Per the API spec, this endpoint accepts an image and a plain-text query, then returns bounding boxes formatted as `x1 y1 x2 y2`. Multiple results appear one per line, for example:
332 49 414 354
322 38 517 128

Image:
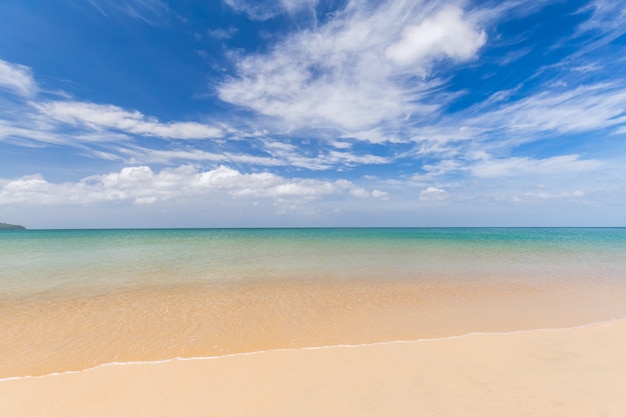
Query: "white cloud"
408 82 626 157
517 190 585 202
90 0 175 25
217 1 487 132
130 148 281 166
224 0 318 20
0 60 226 147
207 27 238 40
34 101 224 140
0 57 396 174
470 154 603 178
372 189 390 200
0 117 137 147
0 122 66 145
576 0 626 46
123 142 392 171
419 186 448 201
422 159 463 176
327 150 390 166
0 165 383 209
340 128 398 144
385 5 486 68
257 141 392 170
472 84 626 135
0 59 36 97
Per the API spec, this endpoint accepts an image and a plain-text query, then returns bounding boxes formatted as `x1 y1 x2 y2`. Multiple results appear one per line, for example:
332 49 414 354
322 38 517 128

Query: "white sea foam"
3 316 624 383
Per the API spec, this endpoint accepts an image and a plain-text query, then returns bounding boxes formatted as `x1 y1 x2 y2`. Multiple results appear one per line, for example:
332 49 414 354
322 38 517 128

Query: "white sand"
2 319 625 417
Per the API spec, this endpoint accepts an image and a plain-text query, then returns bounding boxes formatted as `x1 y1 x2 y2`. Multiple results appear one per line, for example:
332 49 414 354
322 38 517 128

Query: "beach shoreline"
2 317 625 417
4 276 626 379
2 228 625 415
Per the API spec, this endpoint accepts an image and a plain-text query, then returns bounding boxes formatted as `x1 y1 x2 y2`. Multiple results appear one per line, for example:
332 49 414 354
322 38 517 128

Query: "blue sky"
1 0 625 228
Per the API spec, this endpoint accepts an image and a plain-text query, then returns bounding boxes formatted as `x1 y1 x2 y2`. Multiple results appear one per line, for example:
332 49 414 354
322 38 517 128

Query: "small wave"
3 315 625 382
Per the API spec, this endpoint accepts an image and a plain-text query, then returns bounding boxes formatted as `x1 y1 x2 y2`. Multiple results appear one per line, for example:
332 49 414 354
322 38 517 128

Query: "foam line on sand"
2 318 626 417
1 316 624 382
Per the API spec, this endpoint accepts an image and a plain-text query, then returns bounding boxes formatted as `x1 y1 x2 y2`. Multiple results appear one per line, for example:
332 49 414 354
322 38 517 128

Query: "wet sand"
3 277 626 378
2 318 625 417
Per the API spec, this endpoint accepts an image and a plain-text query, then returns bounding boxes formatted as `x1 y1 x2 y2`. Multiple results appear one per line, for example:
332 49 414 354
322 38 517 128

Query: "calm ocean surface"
2 228 625 299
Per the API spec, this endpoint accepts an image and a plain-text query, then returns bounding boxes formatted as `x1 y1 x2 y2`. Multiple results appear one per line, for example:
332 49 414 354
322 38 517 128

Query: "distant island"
0 222 26 230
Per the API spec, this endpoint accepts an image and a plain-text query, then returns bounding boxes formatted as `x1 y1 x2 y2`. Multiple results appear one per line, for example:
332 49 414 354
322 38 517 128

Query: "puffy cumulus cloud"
0 59 36 97
385 5 486 68
419 186 448 201
218 0 487 132
0 165 386 209
35 101 224 140
372 189 390 200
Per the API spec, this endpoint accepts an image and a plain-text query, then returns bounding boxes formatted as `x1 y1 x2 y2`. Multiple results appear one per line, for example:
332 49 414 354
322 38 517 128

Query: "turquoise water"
1 228 625 299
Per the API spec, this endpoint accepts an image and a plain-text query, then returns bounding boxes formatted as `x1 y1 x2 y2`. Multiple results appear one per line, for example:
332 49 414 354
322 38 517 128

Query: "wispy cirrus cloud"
207 27 239 40
125 148 283 167
121 141 393 171
34 101 224 140
0 101 225 149
0 60 226 147
576 0 626 43
403 81 626 161
88 0 176 25
470 83 626 136
469 154 604 178
218 1 487 132
0 58 397 173
224 0 318 21
0 59 36 97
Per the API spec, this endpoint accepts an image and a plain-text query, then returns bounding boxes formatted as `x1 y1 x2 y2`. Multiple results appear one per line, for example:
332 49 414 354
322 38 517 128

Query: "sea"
2 227 626 377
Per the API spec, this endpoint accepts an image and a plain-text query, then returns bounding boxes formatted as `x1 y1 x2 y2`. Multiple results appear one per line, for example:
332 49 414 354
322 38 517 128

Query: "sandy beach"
2 228 626 416
2 318 625 417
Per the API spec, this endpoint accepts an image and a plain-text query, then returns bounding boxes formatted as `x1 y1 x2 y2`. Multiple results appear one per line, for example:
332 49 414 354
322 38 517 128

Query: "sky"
0 0 625 228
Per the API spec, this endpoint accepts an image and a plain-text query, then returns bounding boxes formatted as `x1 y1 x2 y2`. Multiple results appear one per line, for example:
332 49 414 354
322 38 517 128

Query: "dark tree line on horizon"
0 222 26 230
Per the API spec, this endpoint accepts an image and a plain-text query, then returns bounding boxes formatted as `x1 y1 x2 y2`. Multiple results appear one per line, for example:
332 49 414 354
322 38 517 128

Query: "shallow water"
2 228 625 295
1 228 626 377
